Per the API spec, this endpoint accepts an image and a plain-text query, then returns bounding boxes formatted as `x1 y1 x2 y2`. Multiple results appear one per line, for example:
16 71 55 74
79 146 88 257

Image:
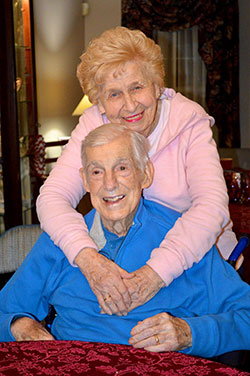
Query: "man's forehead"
86 137 131 155
87 156 132 167
85 139 134 167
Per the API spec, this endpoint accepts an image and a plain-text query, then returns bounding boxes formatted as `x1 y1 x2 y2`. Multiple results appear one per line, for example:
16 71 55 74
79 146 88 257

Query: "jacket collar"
89 198 144 250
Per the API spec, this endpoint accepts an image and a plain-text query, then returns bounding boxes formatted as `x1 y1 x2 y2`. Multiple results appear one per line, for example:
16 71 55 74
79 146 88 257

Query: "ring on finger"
154 334 160 345
103 294 111 302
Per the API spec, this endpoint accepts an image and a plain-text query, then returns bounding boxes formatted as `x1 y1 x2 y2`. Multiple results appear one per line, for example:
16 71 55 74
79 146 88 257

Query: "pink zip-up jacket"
37 88 237 286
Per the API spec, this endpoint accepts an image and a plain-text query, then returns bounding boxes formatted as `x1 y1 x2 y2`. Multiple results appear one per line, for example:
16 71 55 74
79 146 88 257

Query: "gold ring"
154 334 160 345
103 294 111 302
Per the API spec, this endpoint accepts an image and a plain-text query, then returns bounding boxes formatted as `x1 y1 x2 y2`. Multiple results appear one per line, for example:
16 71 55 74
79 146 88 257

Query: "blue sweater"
0 199 250 358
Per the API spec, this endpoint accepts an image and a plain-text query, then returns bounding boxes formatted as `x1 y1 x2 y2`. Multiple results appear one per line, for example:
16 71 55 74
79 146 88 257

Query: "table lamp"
72 95 92 116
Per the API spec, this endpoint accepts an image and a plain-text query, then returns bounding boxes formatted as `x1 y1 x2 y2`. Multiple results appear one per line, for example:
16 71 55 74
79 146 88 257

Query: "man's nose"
123 93 137 113
103 171 117 191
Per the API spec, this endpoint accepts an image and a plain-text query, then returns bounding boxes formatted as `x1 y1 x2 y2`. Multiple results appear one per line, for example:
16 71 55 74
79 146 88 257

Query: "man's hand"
129 312 192 352
75 248 134 316
123 265 165 312
11 317 55 341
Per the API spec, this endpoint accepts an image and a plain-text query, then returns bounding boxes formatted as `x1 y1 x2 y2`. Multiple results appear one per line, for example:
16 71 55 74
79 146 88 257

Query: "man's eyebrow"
86 161 103 169
114 158 132 164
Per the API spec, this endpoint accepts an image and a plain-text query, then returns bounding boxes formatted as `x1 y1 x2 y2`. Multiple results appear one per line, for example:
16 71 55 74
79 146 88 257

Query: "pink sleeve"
36 107 104 265
147 117 237 285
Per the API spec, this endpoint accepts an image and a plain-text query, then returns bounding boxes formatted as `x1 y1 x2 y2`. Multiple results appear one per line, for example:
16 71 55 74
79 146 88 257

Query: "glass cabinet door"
13 0 34 224
0 0 38 234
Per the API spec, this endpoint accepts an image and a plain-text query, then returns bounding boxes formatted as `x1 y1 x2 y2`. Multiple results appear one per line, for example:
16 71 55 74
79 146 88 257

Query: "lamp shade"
72 95 92 116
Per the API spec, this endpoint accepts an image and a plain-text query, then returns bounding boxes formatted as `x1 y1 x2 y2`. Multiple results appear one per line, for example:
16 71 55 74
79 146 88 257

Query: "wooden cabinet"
0 0 39 233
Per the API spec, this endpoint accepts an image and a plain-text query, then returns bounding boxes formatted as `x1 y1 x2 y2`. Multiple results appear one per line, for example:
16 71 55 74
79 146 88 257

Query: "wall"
33 0 84 163
33 0 121 162
33 0 249 168
84 0 121 47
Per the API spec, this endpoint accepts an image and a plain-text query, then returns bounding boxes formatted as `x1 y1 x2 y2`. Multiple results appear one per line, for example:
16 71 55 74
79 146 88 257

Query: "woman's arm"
36 110 100 262
147 116 237 285
36 108 133 314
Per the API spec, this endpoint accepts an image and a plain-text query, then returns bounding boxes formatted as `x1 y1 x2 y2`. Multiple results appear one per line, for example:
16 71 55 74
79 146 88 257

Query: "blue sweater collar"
88 198 144 250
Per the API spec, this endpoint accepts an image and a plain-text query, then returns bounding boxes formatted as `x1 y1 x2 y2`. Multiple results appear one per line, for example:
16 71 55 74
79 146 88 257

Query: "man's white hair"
81 123 150 173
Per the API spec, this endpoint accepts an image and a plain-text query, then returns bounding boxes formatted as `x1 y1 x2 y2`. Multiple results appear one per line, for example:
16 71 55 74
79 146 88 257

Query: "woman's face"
97 61 160 137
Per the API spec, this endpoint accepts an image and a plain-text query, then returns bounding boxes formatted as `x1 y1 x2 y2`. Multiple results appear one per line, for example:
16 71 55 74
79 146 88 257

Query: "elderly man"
0 124 249 359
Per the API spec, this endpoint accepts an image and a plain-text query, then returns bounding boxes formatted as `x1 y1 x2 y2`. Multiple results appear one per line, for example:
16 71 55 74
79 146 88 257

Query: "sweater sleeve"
36 107 105 265
183 309 250 358
182 258 250 358
147 105 237 285
0 233 60 341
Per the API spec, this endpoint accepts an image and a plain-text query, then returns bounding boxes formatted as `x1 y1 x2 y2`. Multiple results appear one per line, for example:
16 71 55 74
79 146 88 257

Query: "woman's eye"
119 166 126 171
109 91 120 99
131 85 142 92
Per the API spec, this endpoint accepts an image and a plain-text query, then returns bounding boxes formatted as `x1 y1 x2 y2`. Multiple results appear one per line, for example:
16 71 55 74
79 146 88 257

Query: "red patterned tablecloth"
0 341 249 376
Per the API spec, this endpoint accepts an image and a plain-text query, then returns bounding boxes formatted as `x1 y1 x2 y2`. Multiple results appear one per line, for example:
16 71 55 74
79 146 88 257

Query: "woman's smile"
98 61 160 137
122 110 145 123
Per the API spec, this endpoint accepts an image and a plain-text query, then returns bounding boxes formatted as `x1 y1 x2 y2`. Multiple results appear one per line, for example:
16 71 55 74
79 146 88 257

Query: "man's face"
81 136 152 226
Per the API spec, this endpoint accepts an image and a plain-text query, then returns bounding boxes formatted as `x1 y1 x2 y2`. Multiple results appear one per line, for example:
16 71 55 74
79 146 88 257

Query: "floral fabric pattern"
0 341 249 376
122 0 239 147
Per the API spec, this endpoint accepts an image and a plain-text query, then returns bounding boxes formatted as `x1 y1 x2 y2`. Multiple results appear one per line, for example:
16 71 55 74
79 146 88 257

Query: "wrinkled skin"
75 249 165 316
11 317 55 341
129 312 192 352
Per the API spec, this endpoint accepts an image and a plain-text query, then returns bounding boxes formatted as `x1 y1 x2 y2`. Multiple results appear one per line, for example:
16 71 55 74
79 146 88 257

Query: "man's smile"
103 194 125 204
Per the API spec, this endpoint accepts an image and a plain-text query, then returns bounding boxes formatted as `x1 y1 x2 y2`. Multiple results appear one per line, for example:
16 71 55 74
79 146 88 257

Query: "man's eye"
117 165 130 174
92 170 101 175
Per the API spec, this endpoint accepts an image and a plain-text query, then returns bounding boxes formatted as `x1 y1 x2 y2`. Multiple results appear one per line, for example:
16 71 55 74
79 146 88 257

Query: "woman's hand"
123 265 165 312
11 317 55 341
129 312 192 352
75 248 134 316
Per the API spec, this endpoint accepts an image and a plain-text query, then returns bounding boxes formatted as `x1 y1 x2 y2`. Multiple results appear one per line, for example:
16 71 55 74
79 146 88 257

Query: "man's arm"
0 233 61 341
183 308 250 357
130 256 250 357
11 317 54 341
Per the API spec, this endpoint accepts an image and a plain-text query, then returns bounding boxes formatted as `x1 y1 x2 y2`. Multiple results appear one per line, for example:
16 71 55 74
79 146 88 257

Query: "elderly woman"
37 26 237 316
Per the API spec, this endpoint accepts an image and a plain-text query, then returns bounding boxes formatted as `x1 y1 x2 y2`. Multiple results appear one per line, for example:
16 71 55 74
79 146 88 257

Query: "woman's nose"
123 93 137 113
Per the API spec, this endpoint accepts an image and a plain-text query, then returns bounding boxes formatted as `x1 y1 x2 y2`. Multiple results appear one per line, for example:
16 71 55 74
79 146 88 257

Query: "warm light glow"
72 95 92 116
34 0 80 52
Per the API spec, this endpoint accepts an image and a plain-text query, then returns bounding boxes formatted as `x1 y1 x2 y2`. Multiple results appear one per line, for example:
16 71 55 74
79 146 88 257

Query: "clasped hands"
75 248 192 352
75 247 165 317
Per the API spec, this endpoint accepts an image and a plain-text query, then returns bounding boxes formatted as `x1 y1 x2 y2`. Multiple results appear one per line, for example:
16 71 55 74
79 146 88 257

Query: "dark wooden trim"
0 0 23 229
45 158 58 164
29 0 39 134
45 140 68 148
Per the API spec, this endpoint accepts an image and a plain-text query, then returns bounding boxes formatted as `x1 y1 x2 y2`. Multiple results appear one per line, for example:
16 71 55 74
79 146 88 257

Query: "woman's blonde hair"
77 27 165 104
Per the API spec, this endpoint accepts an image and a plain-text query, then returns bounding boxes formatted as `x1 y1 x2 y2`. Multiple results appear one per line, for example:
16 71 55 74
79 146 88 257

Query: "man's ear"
79 167 90 192
141 160 154 189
